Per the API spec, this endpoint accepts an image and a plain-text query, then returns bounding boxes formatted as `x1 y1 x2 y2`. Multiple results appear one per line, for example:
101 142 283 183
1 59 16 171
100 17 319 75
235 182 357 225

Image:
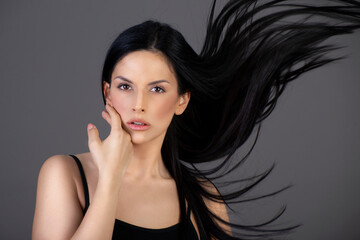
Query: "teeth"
132 121 146 125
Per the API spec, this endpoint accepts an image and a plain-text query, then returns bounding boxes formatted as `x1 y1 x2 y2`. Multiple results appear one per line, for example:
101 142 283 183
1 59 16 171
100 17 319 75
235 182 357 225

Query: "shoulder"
37 154 87 185
38 153 94 182
200 178 232 236
37 155 77 184
189 178 232 238
32 154 85 239
40 154 74 172
35 154 78 202
35 154 85 207
36 153 94 209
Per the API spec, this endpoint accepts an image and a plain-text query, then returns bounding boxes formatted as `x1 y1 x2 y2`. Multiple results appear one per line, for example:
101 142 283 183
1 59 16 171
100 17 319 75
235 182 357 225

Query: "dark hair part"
101 1 360 239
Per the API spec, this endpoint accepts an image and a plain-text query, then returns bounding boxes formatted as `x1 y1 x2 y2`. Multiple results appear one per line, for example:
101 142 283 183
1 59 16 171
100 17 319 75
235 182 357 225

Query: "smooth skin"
32 50 231 240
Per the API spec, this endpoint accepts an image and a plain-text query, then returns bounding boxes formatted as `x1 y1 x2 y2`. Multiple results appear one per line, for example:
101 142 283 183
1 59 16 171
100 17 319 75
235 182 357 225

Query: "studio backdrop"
0 0 359 239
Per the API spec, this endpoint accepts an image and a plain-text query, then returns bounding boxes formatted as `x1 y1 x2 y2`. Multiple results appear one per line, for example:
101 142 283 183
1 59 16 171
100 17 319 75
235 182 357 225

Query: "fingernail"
88 123 95 130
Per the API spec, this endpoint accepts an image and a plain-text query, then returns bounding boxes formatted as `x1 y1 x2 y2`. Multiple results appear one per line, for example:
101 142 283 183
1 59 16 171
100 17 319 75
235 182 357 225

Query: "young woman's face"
103 50 190 145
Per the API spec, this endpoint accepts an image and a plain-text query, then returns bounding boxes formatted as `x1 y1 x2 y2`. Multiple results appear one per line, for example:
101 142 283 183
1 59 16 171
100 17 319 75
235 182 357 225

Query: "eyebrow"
114 76 170 85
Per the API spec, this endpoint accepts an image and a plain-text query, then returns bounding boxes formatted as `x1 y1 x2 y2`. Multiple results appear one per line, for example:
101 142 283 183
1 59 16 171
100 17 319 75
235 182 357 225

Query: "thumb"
87 123 101 151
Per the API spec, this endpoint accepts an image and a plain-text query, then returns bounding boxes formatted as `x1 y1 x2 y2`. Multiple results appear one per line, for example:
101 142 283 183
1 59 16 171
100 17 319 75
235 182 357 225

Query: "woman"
32 0 360 239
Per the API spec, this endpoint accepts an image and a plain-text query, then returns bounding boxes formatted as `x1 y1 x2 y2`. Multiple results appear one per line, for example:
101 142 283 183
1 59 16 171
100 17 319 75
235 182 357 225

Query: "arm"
32 155 83 239
32 103 132 240
32 155 123 240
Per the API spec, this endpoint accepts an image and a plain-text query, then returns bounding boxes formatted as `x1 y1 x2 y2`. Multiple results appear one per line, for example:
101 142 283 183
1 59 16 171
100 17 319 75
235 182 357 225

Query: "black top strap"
70 154 90 214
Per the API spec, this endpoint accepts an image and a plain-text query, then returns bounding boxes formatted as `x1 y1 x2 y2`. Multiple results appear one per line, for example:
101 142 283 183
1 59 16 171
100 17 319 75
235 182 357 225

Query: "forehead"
111 50 177 84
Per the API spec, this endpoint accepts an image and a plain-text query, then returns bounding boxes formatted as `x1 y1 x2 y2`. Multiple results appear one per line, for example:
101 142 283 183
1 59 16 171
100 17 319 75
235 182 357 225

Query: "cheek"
111 94 130 119
153 96 178 121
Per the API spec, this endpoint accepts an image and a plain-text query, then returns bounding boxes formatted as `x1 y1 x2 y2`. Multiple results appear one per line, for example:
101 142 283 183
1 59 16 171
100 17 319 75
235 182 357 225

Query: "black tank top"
70 154 199 240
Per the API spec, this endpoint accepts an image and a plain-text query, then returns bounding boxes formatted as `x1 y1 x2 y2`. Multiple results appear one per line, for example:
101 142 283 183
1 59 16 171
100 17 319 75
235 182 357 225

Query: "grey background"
0 0 359 239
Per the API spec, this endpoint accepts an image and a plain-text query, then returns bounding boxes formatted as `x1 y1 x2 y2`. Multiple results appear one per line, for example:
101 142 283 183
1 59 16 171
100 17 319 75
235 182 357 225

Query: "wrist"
97 169 124 192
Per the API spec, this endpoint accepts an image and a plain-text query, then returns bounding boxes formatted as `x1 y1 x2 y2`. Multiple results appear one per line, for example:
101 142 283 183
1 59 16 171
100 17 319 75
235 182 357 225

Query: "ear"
103 81 112 105
175 92 191 115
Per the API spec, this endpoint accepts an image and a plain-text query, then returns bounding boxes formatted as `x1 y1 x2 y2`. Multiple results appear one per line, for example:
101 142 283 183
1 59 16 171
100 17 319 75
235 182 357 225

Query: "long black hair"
101 1 360 239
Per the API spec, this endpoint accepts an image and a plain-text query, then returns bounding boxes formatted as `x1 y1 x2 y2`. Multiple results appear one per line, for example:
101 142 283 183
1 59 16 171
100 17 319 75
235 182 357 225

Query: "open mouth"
127 119 151 130
131 121 147 126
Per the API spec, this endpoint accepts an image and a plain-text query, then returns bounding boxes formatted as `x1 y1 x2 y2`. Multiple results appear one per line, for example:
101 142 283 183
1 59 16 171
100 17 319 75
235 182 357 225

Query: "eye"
118 84 132 91
151 86 165 93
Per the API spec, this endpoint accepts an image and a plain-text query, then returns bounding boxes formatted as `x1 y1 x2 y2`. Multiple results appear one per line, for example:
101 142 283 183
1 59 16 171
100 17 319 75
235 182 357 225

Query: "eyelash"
118 84 132 91
117 84 166 93
151 86 165 93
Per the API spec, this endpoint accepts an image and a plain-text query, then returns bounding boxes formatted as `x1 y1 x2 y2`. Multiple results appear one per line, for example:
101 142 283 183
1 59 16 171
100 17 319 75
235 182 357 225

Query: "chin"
129 134 147 145
129 131 166 146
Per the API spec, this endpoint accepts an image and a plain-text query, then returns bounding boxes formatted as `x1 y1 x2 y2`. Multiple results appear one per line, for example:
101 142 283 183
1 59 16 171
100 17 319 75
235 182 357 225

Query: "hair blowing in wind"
101 0 360 239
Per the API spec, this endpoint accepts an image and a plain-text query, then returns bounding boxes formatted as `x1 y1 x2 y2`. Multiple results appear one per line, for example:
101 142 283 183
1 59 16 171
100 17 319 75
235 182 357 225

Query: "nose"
132 105 145 112
132 92 145 112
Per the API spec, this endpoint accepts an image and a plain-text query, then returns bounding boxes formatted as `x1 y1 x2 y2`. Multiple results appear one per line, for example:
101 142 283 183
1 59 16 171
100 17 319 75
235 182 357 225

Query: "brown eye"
151 86 165 93
118 84 132 91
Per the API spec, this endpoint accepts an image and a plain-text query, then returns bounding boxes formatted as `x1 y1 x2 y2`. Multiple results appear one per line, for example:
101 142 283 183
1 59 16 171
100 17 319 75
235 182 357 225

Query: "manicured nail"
88 123 95 130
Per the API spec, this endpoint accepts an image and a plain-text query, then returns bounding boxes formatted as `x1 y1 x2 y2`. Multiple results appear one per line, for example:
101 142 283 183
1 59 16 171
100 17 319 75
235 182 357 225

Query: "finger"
87 123 101 152
105 104 122 132
101 110 111 126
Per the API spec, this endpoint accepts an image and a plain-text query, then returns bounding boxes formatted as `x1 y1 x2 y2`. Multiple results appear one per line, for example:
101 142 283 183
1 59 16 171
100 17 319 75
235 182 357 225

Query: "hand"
87 103 133 180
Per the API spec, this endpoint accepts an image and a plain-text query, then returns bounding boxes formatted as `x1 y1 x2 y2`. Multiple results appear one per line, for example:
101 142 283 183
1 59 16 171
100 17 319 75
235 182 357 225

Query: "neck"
125 133 171 181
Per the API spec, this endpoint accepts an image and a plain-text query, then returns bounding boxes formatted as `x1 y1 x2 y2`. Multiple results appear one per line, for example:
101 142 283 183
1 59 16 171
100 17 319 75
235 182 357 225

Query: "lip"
127 118 151 131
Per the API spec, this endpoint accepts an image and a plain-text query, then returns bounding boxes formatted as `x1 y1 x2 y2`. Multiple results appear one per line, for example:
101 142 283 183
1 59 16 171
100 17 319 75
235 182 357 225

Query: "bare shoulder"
37 154 88 187
38 152 96 183
32 154 85 239
190 178 232 239
201 179 232 235
39 154 76 175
